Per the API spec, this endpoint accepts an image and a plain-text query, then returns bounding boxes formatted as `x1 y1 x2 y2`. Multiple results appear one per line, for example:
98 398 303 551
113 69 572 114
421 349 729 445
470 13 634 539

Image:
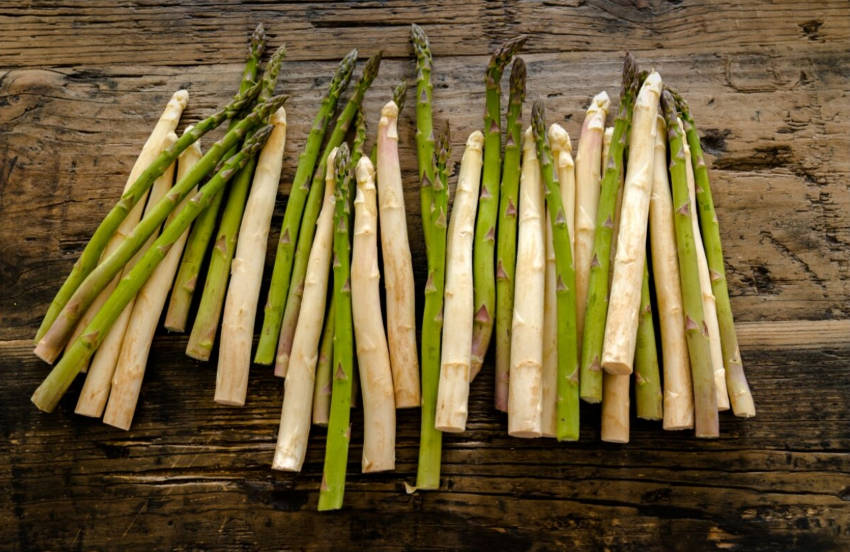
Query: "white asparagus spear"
376 100 420 408
679 117 730 411
602 71 663 375
352 156 396 472
509 128 546 438
601 373 630 443
541 124 575 437
574 91 610 347
68 90 189 369
79 128 201 422
435 130 484 432
96 131 179 426
215 107 288 406
649 115 694 430
272 148 338 472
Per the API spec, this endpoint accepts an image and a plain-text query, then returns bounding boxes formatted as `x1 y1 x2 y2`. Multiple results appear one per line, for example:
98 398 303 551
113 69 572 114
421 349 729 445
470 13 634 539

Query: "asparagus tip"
335 142 351 177
531 100 546 138
489 35 528 74
622 52 638 97
410 24 432 61
392 80 409 113
363 51 383 80
250 23 266 57
510 57 527 99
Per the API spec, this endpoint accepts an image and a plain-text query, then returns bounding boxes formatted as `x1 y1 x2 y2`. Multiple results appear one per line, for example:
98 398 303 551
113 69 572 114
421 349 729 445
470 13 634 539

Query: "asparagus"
661 90 719 438
494 58 525 412
435 130 484 433
635 261 662 420
272 52 382 377
471 35 527 378
312 296 335 426
649 114 694 430
318 145 355 511
377 98 420 408
601 374 630 443
411 24 437 254
31 125 275 412
679 116 730 411
508 128 545 438
579 54 638 403
273 148 339 471
352 156 396 472
164 24 267 332
602 70 663 376
68 90 189 357
675 94 755 418
416 120 450 490
186 45 287 361
531 102 580 441
33 93 279 364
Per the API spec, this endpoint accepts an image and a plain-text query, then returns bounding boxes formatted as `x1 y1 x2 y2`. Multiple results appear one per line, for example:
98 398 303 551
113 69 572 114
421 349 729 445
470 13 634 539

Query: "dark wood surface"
2 1 849 550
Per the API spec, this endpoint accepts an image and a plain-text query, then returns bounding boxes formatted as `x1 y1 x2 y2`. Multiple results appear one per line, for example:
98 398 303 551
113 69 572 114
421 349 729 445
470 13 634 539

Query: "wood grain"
1 1 849 549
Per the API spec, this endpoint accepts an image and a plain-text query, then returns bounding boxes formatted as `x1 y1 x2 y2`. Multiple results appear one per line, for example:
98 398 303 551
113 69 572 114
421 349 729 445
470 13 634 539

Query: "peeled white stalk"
272 148 338 472
215 107 288 407
435 130 484 433
376 101 420 409
352 156 396 472
649 115 694 430
68 90 189 371
509 128 545 438
574 91 610 346
602 71 663 375
82 129 201 424
541 124 574 437
601 373 630 443
679 117 730 411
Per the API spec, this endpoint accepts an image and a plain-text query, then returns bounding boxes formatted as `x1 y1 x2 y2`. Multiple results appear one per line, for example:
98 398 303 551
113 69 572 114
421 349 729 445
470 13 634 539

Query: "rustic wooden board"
1 1 849 549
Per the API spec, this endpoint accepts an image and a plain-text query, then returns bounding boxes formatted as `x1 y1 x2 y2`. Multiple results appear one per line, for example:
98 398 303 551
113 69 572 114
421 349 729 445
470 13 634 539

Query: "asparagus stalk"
377 99 420 408
76 130 202 418
602 70 663 376
678 116 730 411
635 261 662 420
541 123 575 437
579 55 638 403
676 94 755 418
186 45 287 361
272 53 382 377
411 24 436 254
494 58 526 411
312 296 335 426
471 35 527 378
508 128 545 438
661 90 719 438
82 131 202 424
164 25 267 332
67 90 189 358
435 130 484 432
416 124 450 489
214 107 288 405
605 126 621 287
31 126 275 412
254 50 360 367
601 374 630 443
317 146 355 511
33 93 280 364
531 102 580 441
649 114 694 430
352 156 396 472
35 80 259 347
272 147 339 471
574 91 611 350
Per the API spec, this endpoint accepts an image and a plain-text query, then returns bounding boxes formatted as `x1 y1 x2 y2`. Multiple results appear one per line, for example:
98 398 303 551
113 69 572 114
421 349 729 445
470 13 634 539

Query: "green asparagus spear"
579 54 639 403
185 44 287 360
254 49 359 365
33 94 282 363
164 24 267 332
661 90 719 438
494 57 526 412
635 261 662 420
673 92 755 418
411 24 436 252
271 52 382 377
531 101 580 442
31 125 275 412
34 81 261 345
318 144 354 511
471 35 527 376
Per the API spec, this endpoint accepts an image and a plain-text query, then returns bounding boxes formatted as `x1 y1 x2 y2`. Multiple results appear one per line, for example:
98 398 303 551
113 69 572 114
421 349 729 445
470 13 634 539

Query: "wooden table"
2 1 849 549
